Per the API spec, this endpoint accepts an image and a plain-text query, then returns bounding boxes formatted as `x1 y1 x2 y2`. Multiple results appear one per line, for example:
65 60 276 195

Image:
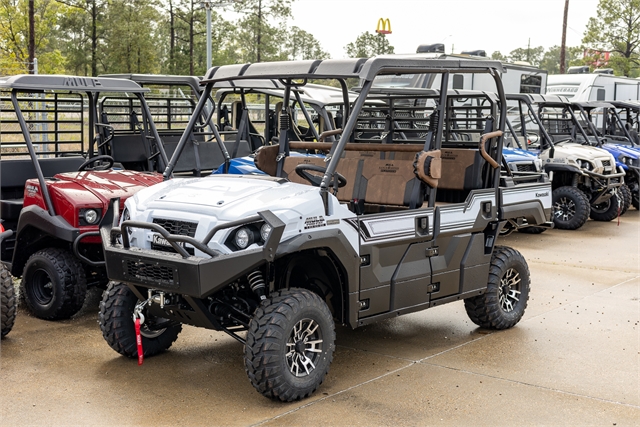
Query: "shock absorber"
247 270 266 300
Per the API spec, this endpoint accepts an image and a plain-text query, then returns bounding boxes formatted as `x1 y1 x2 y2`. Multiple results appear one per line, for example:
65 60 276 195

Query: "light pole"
200 1 237 70
200 1 213 70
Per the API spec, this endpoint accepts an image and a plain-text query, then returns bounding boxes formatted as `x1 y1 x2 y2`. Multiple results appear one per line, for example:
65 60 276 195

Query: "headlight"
80 208 101 225
260 223 272 241
619 155 639 167
577 160 592 170
234 227 253 249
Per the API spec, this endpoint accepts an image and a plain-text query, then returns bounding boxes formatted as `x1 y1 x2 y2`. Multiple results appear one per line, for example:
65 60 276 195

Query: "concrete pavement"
1 212 638 426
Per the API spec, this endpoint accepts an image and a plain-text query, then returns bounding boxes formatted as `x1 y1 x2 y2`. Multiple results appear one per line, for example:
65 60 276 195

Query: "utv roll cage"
163 58 507 212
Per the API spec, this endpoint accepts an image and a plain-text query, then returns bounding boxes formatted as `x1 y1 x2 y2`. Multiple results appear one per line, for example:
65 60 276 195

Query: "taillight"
0 223 5 233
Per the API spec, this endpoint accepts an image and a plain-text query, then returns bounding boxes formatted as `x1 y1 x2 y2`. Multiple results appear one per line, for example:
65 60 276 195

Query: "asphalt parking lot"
1 212 638 427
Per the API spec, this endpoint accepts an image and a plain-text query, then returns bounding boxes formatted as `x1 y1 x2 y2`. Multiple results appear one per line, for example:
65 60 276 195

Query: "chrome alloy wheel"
286 318 324 377
498 268 521 312
554 197 576 221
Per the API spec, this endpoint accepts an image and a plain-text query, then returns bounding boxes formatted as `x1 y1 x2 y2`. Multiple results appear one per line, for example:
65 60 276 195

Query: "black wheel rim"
554 196 576 222
498 267 521 313
591 198 612 214
136 302 168 339
286 318 323 377
30 269 54 306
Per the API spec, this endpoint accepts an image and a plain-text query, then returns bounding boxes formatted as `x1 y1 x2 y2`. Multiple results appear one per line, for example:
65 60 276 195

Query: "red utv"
0 74 169 320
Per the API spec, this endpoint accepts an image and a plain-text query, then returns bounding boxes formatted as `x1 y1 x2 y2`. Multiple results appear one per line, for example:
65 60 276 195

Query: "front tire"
464 246 530 330
590 192 621 222
619 184 632 216
21 248 87 320
552 186 590 230
244 288 335 402
1 264 16 338
99 282 182 358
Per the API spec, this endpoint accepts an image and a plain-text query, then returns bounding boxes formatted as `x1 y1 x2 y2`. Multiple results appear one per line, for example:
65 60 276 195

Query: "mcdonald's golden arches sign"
376 18 392 34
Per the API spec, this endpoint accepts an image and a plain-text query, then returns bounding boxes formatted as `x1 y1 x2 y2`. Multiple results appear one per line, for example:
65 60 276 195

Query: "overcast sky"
222 0 602 59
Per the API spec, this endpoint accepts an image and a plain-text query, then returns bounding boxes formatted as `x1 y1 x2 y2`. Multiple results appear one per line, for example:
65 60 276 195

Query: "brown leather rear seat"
254 144 486 209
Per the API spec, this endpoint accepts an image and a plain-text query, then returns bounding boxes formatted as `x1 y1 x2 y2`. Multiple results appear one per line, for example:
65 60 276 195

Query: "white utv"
506 94 624 230
99 58 551 401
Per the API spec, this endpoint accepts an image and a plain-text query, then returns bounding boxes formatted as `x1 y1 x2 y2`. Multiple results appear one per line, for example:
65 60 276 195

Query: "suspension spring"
247 270 266 300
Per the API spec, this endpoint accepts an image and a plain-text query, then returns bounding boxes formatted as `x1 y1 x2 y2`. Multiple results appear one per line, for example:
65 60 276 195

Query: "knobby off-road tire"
517 226 546 234
21 248 87 320
619 184 632 216
464 246 530 330
590 192 621 222
632 186 640 211
99 282 182 358
244 288 335 402
1 264 16 338
552 186 590 230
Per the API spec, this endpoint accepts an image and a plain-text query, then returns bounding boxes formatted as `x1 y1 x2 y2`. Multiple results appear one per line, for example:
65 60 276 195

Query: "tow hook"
132 290 166 325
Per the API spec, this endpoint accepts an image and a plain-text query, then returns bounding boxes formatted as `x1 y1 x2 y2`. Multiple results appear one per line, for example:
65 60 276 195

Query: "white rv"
546 72 640 101
372 51 548 95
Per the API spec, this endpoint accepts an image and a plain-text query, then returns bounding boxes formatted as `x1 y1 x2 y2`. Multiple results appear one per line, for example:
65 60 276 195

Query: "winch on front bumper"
99 200 285 299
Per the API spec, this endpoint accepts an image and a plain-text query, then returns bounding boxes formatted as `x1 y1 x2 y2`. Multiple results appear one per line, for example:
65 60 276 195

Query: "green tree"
582 0 640 76
344 32 394 58
507 46 545 66
538 45 584 74
491 51 508 62
284 26 329 60
0 0 66 75
234 0 293 63
56 0 109 76
101 0 162 74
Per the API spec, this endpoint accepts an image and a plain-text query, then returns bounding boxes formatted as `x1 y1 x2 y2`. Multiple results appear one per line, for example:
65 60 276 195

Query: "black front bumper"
100 204 285 298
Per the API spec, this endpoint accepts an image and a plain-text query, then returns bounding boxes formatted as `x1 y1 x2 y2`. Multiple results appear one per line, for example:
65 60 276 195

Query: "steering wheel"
78 155 115 171
295 164 347 188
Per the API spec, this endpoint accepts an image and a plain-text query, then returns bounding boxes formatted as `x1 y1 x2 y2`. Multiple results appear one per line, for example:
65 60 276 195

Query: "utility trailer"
98 57 551 401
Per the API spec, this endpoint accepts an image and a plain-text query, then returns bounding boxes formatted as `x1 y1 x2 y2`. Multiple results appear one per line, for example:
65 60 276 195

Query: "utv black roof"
0 74 149 93
202 57 505 84
99 74 202 93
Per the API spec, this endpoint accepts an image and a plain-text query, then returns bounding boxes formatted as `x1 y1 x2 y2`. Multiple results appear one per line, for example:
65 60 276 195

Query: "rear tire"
517 226 546 234
99 282 182 358
464 246 530 330
551 186 590 230
21 248 87 320
590 192 621 222
244 288 335 402
1 264 16 338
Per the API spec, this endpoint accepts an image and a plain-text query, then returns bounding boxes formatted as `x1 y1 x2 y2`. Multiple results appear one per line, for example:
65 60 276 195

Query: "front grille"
601 159 611 167
516 163 536 172
151 218 198 255
152 218 198 237
124 259 178 287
